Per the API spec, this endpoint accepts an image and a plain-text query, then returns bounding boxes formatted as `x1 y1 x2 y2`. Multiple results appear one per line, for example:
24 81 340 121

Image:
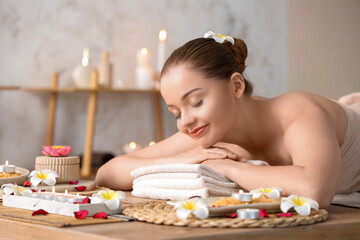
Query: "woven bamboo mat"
0 205 128 227
123 200 329 228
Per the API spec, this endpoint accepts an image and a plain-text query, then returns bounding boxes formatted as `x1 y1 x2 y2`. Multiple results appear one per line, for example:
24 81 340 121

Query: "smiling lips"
189 124 208 138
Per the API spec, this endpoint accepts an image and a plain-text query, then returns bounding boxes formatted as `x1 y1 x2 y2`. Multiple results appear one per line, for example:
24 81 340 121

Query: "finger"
205 147 238 160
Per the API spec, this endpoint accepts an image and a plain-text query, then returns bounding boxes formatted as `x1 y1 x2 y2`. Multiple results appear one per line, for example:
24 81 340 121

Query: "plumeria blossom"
42 145 71 157
91 190 126 210
281 195 319 216
29 170 59 187
168 198 209 220
204 31 235 45
1 183 32 196
250 187 283 200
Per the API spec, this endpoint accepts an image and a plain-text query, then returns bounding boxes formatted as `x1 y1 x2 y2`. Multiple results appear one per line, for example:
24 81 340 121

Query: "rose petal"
225 213 237 218
93 211 108 219
78 196 90 204
75 186 86 191
276 212 292 217
68 181 78 185
74 210 88 219
260 208 269 218
23 181 31 187
32 209 49 216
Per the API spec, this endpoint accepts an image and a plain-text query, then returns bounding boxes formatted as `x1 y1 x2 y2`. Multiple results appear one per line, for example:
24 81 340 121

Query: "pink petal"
93 211 107 219
23 181 31 187
276 212 292 217
32 209 49 216
75 186 86 191
260 208 269 218
74 210 88 219
68 181 78 185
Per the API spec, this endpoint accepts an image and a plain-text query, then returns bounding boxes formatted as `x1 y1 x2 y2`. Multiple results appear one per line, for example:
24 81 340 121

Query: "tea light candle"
237 208 260 220
0 160 16 173
232 190 253 202
43 186 56 200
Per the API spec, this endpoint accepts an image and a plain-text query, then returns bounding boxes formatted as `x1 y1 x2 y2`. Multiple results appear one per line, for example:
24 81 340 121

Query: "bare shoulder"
272 91 347 146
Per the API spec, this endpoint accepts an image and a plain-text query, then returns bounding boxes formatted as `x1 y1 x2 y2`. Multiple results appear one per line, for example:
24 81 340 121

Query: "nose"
178 111 195 130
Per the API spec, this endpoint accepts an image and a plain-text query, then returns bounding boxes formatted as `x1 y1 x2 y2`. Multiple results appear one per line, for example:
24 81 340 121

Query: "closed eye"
193 99 203 108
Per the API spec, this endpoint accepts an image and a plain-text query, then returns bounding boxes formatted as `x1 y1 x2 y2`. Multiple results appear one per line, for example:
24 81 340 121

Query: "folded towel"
332 192 360 208
133 176 240 190
132 187 236 200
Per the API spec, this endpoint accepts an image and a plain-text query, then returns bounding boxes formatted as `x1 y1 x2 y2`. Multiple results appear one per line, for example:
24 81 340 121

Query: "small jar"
35 156 80 183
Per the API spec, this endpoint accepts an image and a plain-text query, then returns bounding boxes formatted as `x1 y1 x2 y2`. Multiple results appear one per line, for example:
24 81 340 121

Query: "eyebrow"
167 88 202 108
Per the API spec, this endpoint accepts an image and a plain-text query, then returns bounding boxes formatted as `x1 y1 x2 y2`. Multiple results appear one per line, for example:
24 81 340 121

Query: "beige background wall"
288 0 360 99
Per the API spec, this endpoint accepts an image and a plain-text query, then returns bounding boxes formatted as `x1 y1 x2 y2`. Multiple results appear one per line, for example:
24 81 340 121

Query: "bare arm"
95 132 244 190
203 112 341 208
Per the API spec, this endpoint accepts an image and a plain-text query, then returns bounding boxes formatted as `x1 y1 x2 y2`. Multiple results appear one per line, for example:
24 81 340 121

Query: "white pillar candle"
232 189 253 202
135 48 153 89
157 29 167 73
237 209 260 220
0 160 16 173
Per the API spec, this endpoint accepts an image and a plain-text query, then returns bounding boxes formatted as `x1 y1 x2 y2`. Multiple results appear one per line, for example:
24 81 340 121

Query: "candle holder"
232 190 253 202
0 167 29 186
237 208 260 220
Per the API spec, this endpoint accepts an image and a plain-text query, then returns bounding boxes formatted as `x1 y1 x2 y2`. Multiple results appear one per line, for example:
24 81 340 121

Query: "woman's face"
160 64 237 148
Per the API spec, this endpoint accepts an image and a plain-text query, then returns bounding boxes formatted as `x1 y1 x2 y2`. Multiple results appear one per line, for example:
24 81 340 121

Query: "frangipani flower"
250 187 283 199
91 190 126 210
29 170 59 187
42 145 71 157
281 195 319 216
1 183 32 196
204 31 235 45
168 198 209 220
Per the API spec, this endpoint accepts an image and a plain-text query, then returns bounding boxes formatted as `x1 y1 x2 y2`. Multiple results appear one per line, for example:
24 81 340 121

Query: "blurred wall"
288 0 360 99
0 0 287 169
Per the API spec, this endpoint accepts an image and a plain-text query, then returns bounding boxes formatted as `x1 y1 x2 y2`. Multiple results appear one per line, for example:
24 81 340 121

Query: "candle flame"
140 48 148 55
38 190 41 193
159 29 167 42
149 141 155 146
52 186 55 194
5 160 8 166
239 189 244 194
129 141 137 150
65 189 68 196
76 193 80 198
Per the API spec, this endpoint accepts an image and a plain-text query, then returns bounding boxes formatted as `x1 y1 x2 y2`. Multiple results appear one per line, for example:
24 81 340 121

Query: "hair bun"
224 38 248 73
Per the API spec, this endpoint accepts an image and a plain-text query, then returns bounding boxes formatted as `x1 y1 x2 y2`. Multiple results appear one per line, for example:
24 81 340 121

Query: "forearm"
95 155 178 190
226 162 334 207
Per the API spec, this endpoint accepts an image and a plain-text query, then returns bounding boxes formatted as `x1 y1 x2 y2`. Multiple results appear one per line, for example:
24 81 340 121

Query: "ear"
230 72 245 98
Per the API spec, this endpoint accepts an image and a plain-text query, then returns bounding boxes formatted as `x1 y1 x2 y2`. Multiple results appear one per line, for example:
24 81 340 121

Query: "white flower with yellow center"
204 31 235 45
1 183 32 196
91 190 126 210
168 198 209 220
250 187 283 199
29 170 59 187
281 195 319 216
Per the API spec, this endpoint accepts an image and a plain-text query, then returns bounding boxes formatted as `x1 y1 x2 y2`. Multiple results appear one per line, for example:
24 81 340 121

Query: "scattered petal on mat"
74 210 88 219
260 208 269 218
32 209 49 216
23 181 31 187
75 186 86 191
77 196 90 204
276 212 292 217
225 213 237 218
93 211 108 219
68 181 78 185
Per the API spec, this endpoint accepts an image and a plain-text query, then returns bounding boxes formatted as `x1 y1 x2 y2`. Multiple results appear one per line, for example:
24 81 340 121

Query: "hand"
174 146 247 164
201 159 240 178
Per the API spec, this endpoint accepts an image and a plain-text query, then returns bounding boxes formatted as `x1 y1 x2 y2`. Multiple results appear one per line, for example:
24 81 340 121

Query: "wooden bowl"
0 167 30 186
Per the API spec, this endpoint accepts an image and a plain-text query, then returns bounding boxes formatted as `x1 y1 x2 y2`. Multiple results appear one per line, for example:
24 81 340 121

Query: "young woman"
95 32 360 208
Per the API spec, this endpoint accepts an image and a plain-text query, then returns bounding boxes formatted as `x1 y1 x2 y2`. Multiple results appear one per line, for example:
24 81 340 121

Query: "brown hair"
161 37 253 95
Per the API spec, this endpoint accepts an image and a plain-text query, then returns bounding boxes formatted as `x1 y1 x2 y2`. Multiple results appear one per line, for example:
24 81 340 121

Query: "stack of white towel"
130 161 269 200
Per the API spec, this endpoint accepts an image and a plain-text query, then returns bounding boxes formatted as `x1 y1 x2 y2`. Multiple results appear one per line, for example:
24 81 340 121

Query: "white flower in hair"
204 31 234 45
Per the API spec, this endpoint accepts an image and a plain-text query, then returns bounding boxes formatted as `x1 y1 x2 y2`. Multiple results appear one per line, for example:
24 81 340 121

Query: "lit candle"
0 160 16 173
43 186 56 200
135 48 153 89
237 208 260 220
123 141 141 154
232 189 253 202
157 29 167 73
55 189 69 202
148 141 156 146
